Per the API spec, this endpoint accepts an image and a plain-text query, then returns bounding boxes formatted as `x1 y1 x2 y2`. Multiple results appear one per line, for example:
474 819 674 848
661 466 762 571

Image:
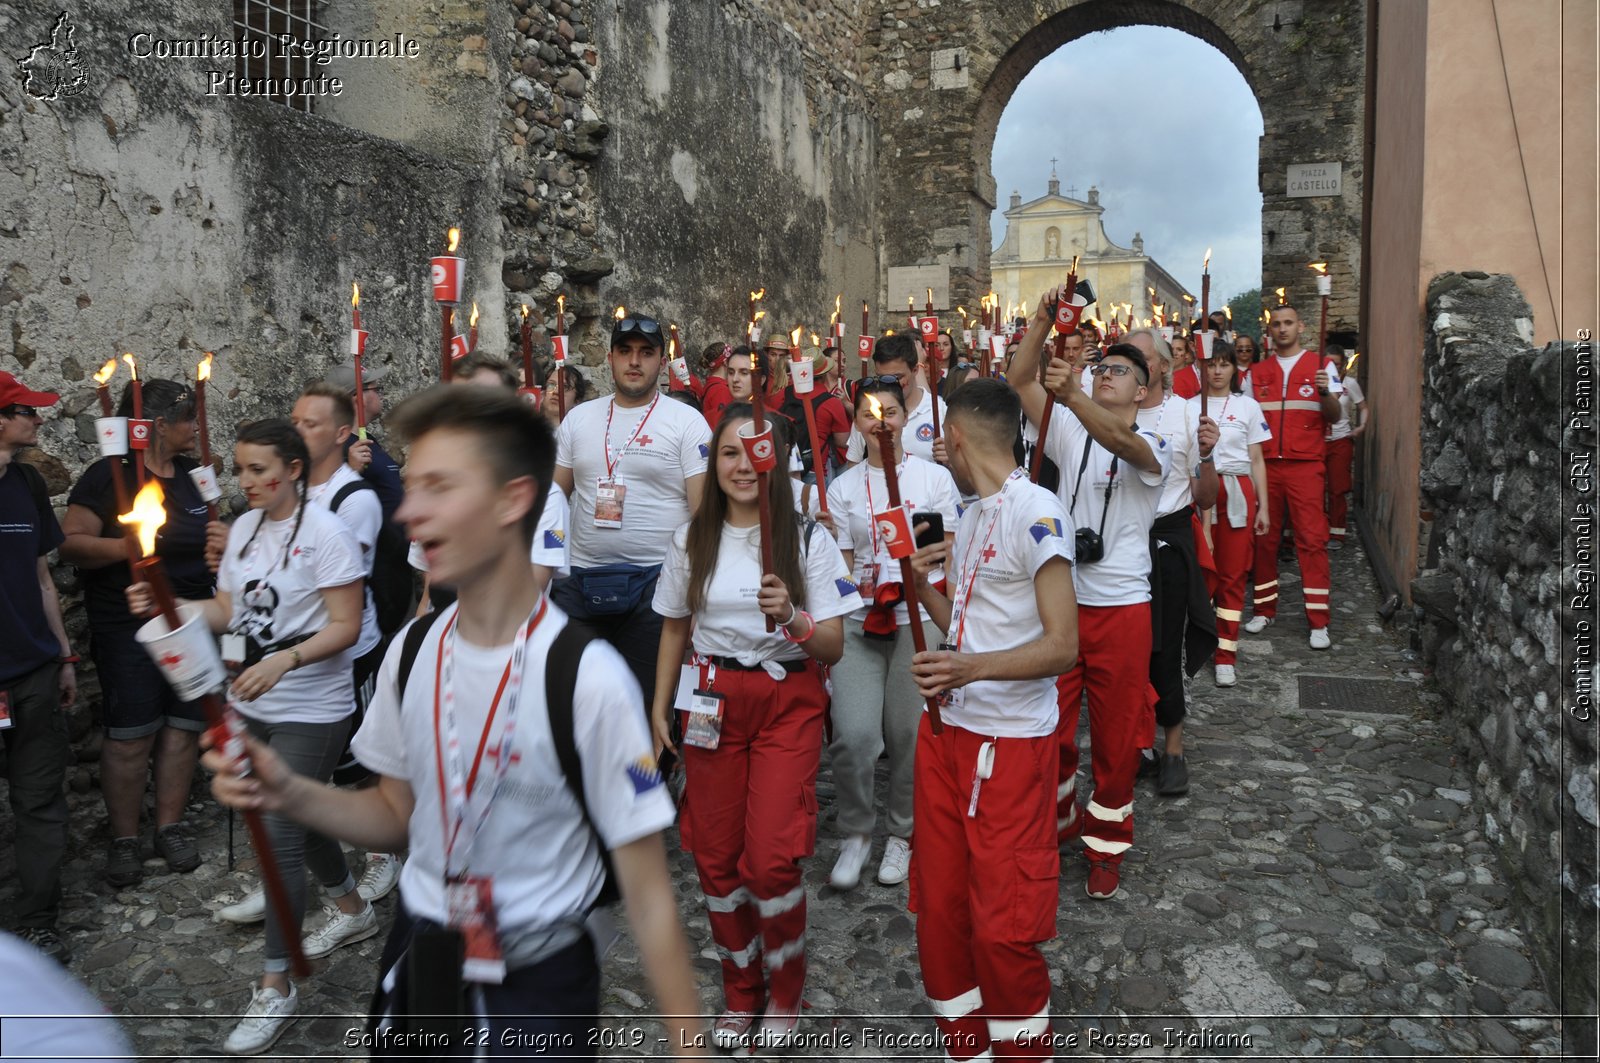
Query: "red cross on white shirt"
636 435 653 447
981 544 998 563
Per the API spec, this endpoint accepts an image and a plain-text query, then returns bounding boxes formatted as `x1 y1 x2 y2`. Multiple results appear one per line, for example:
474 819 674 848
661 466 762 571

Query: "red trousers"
1325 436 1354 539
1250 460 1330 628
1054 603 1151 864
1211 476 1258 665
680 665 825 1015
911 718 1056 1061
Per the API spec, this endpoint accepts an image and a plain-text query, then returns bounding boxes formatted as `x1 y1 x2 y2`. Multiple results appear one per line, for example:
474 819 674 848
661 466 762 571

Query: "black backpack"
331 480 416 637
393 611 620 908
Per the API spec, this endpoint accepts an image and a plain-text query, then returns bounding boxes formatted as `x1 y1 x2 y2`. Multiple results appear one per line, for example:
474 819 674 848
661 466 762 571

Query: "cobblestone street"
1 536 1566 1059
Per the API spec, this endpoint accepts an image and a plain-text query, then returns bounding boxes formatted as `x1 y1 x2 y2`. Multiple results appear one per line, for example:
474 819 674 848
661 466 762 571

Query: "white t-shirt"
1136 395 1203 518
1200 393 1272 474
941 473 1074 738
555 396 712 569
652 521 862 664
825 456 961 626
1326 377 1365 441
406 483 569 576
844 387 948 464
1042 403 1169 607
351 602 675 935
308 465 382 658
0 931 134 1058
218 505 364 723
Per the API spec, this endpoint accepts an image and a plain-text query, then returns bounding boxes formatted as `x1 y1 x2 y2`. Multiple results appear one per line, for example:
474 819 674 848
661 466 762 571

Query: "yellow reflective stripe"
1087 798 1133 821
1216 607 1243 622
1217 637 1239 651
1254 593 1279 604
1303 587 1329 595
929 986 984 1020
1306 603 1330 611
1254 580 1279 590
1083 836 1133 855
987 1005 1050 1043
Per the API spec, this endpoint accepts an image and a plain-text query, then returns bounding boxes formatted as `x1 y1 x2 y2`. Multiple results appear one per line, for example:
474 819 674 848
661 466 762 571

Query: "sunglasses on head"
858 375 904 388
615 317 661 335
953 361 977 371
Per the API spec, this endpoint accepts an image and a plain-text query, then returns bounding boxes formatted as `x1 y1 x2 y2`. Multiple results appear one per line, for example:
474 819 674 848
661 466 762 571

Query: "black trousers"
1148 544 1190 729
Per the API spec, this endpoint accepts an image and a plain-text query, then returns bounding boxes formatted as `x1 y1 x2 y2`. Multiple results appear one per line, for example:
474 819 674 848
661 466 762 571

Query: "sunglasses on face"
1 405 39 418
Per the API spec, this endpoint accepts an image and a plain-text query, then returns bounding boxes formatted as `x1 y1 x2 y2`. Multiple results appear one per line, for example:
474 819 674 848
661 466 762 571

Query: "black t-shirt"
66 455 214 632
0 462 65 685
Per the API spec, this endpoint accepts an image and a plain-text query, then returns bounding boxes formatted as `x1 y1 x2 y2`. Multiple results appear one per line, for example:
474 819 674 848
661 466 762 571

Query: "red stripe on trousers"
1054 603 1151 861
1249 460 1331 628
1325 436 1353 538
911 717 1057 1061
681 664 825 1013
1212 476 1257 665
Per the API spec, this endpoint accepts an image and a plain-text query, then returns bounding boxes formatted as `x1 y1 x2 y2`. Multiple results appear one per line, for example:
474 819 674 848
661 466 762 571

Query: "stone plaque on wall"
1286 162 1343 198
888 265 951 311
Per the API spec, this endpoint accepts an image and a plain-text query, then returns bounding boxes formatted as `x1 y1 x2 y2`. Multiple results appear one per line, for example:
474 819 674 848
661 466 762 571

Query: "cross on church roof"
1050 157 1058 177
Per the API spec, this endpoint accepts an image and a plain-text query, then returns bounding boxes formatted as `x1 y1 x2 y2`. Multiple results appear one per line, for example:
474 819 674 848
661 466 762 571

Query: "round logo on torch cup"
735 421 779 473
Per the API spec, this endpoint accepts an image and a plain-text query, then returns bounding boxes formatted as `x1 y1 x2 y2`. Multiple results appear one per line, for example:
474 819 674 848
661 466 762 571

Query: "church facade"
991 175 1192 327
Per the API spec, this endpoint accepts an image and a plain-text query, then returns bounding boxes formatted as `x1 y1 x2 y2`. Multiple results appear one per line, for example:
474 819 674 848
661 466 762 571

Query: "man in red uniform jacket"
1244 304 1343 649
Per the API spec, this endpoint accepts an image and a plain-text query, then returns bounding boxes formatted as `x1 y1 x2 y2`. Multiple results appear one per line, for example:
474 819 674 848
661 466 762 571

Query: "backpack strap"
544 620 620 906
395 609 446 699
330 478 376 515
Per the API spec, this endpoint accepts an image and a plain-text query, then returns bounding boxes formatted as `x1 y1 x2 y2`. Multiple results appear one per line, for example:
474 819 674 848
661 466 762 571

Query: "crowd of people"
0 286 1366 1059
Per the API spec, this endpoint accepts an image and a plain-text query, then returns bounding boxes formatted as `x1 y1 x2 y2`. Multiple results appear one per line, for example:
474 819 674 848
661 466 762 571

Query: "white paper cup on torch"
1317 274 1332 297
189 464 222 503
790 358 815 395
95 417 129 457
430 256 464 304
736 421 779 473
350 328 369 357
1159 325 1175 344
669 357 691 386
135 604 228 703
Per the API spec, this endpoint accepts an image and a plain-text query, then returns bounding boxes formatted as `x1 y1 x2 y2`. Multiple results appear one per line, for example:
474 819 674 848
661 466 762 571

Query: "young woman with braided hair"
127 417 368 1055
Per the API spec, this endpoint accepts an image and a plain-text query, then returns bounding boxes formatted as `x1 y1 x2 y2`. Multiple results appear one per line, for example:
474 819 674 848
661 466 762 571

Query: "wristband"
781 611 815 644
287 648 303 671
56 654 80 664
780 601 798 627
1198 456 1214 465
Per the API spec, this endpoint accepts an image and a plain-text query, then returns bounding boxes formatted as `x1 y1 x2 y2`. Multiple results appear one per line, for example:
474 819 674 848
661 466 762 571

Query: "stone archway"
871 0 1365 331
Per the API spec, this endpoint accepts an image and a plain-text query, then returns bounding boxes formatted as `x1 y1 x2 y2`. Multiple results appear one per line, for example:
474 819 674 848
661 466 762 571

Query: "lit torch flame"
520 304 529 321
1203 247 1212 271
810 333 820 348
351 282 360 308
863 392 884 422
1348 350 1361 372
1275 287 1287 305
790 326 803 350
122 353 139 381
198 352 213 382
750 288 766 303
1308 262 1328 275
1224 306 1233 322
615 305 627 320
446 228 461 253
753 310 766 324
557 294 566 314
118 479 167 558
94 359 118 386
469 302 480 328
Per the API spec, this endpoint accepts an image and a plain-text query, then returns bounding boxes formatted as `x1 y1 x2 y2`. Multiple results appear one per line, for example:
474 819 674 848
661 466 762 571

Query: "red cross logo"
102 427 116 438
485 744 522 767
159 653 183 668
291 546 302 557
636 434 653 447
981 544 998 563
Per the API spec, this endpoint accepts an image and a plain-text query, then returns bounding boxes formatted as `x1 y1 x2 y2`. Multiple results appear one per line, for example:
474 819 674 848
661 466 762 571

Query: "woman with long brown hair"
650 405 861 1053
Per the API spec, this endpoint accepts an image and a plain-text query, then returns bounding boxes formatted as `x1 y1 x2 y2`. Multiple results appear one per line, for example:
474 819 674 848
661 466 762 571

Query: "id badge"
221 632 246 665
857 561 878 600
445 874 506 984
0 690 12 730
594 478 626 528
683 691 725 750
935 641 964 713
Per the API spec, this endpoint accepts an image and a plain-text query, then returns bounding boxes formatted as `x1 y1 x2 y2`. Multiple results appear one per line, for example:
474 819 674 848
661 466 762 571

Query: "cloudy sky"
991 26 1264 309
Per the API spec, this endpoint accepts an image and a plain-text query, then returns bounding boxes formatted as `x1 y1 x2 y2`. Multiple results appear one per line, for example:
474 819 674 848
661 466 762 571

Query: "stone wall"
1411 272 1597 1033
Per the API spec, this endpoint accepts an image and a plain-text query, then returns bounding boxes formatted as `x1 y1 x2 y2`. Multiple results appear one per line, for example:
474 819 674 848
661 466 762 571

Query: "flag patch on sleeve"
543 529 566 548
626 755 663 795
1029 517 1064 543
835 577 858 598
698 443 710 459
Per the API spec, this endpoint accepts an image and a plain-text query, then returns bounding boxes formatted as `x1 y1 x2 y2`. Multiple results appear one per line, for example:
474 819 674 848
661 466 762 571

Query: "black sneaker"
104 836 144 888
1135 749 1160 779
155 822 201 873
1158 753 1190 796
16 926 71 964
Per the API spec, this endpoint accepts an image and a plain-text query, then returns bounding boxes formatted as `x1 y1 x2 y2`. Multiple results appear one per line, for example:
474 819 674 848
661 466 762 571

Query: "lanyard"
948 469 1024 650
862 460 905 561
602 395 660 480
432 598 548 876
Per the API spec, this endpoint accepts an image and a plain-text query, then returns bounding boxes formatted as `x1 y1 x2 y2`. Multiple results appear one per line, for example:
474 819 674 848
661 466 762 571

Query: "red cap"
0 372 60 408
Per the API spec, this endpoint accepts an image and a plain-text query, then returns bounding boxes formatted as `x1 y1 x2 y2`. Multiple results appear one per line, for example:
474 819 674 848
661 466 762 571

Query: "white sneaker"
754 1002 800 1052
223 982 297 1055
877 836 911 885
1243 616 1273 634
1214 664 1237 687
356 853 400 902
302 902 380 959
218 887 266 925
829 834 872 890
1309 628 1331 650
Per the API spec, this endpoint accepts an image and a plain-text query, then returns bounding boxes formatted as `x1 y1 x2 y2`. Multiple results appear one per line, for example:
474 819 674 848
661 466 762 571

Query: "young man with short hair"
1246 304 1343 648
1011 292 1170 902
844 334 948 464
552 312 712 708
327 362 404 523
905 377 1078 1063
0 373 75 963
204 385 705 1056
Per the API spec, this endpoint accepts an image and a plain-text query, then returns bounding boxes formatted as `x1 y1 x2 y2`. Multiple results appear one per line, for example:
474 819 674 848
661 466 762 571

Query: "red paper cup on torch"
129 419 154 450
517 385 543 407
736 421 779 473
551 334 569 365
873 507 915 559
431 256 463 304
449 332 471 363
857 335 875 362
1054 294 1089 333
